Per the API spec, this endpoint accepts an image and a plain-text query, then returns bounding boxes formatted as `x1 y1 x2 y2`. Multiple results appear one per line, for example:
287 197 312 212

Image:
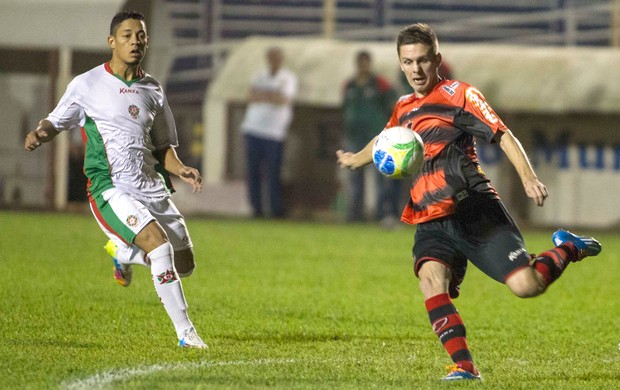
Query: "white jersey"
47 63 178 199
241 67 297 142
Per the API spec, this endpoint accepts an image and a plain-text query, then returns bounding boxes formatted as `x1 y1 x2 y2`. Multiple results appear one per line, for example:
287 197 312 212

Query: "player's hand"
336 149 357 170
523 179 548 207
178 166 202 193
24 125 53 151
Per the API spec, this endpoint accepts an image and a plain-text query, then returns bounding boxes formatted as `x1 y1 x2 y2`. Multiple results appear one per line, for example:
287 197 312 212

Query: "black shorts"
413 192 531 288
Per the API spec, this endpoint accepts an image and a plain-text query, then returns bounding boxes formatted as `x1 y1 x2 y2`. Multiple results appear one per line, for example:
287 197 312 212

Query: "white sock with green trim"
148 242 193 339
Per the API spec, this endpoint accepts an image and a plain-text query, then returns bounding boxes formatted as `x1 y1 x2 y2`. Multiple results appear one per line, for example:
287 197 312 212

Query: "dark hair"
356 50 371 62
396 23 439 54
110 10 145 35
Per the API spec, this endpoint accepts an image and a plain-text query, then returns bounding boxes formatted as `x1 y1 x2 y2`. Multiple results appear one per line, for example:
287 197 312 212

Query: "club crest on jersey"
126 214 139 227
128 104 140 119
157 269 178 285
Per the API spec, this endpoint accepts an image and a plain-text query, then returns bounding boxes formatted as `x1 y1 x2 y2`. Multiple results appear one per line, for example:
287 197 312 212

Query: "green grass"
1 210 619 389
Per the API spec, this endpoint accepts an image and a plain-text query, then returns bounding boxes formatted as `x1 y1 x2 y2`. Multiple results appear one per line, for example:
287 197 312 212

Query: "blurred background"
1 0 619 229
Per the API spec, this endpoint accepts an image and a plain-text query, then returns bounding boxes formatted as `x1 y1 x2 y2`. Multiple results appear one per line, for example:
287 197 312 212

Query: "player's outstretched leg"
148 242 207 349
525 229 602 293
105 240 133 287
105 239 154 287
551 229 602 261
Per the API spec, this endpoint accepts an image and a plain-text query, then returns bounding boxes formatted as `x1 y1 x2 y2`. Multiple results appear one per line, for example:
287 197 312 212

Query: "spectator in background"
241 47 298 219
342 50 399 225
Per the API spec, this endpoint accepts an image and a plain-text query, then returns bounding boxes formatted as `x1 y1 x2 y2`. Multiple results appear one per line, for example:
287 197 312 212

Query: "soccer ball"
372 126 424 179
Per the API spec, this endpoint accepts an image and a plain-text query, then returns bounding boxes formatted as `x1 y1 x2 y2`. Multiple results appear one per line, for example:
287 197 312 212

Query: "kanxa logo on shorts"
157 269 177 285
128 104 140 119
126 215 139 227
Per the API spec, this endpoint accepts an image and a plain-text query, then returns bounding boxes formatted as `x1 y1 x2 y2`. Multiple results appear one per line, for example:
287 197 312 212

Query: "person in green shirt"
342 50 400 224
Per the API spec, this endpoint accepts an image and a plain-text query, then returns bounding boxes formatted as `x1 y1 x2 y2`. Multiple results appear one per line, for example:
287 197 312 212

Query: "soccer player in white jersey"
24 11 207 349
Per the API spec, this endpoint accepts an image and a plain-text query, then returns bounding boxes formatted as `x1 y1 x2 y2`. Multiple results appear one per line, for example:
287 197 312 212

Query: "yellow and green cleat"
104 240 132 287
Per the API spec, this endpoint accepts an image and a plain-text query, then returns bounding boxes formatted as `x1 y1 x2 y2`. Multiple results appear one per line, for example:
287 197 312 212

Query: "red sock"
532 243 577 286
425 293 477 375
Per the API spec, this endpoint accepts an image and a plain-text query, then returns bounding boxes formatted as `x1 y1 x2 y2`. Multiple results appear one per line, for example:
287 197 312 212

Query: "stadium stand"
164 0 614 105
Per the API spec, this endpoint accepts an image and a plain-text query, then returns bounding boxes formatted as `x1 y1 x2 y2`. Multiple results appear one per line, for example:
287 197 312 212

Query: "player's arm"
499 129 548 207
249 88 290 105
248 73 296 105
336 135 378 170
155 146 202 193
24 120 60 151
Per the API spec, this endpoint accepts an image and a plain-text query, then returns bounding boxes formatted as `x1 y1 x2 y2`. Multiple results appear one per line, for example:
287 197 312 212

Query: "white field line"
61 358 297 389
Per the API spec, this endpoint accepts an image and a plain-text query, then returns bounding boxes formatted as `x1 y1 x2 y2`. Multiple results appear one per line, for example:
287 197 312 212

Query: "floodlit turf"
1 210 619 389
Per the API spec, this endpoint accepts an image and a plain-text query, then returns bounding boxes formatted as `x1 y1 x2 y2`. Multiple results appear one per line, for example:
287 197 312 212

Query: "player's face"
398 43 442 97
356 56 371 75
267 48 284 73
108 19 148 66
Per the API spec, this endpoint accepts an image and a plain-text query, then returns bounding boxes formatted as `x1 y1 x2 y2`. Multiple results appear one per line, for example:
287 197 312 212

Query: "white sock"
148 242 193 339
117 244 148 267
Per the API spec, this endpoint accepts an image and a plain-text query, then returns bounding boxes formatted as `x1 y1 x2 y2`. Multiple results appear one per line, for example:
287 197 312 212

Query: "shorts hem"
414 256 454 278
503 263 531 284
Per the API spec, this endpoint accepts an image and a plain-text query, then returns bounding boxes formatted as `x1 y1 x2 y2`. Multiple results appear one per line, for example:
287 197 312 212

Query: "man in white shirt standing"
241 47 298 218
24 10 207 349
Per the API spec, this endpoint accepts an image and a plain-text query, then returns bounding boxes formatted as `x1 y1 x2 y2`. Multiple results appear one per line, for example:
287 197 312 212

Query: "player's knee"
506 268 546 298
417 261 451 298
135 221 169 253
147 242 175 274
174 248 196 278
419 275 443 293
509 284 542 298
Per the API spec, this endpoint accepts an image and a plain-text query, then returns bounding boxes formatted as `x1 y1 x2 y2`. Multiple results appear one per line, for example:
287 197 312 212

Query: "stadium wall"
199 37 620 228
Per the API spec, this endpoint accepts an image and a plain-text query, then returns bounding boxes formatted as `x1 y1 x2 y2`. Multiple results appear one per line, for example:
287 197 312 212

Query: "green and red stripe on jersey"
80 115 134 244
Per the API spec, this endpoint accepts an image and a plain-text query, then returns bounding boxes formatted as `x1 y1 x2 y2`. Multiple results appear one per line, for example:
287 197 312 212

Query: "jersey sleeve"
454 84 507 143
151 92 178 150
46 77 85 132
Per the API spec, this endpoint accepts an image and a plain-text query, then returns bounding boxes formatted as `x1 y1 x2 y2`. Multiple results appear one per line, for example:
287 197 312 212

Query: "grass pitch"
1 210 619 389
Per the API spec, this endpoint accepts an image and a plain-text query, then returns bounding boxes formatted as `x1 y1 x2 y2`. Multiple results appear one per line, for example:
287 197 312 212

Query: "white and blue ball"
372 126 424 179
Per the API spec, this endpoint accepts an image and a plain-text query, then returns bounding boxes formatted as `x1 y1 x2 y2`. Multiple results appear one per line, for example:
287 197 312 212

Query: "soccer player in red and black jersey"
337 23 602 381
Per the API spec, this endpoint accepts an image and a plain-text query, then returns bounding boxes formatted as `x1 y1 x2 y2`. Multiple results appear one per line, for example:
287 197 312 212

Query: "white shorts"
90 188 193 251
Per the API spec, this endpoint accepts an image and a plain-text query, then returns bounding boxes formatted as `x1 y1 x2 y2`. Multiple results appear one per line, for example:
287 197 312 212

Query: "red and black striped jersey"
384 79 507 224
